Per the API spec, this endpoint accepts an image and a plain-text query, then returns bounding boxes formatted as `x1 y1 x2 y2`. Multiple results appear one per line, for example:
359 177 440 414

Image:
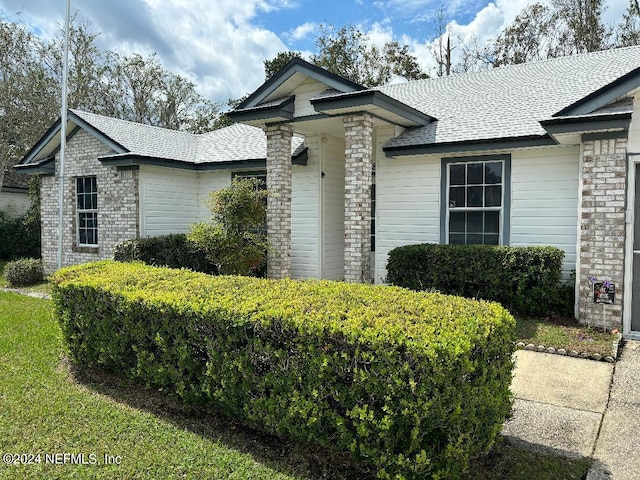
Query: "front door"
630 164 640 335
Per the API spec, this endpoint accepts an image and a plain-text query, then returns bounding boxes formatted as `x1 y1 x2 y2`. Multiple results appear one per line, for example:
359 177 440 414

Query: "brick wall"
40 130 139 274
265 124 293 279
343 114 374 283
578 137 627 328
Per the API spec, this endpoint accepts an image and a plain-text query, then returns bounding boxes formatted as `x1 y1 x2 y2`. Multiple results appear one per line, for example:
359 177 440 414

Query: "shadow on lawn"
63 358 377 480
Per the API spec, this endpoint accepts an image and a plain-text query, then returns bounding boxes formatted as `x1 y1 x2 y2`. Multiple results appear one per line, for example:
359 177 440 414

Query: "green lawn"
0 291 592 479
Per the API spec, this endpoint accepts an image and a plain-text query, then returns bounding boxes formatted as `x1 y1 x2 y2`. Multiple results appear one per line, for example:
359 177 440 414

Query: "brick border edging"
515 333 623 363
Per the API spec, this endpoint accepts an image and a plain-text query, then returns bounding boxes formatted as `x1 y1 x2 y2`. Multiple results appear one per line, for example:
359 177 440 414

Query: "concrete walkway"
503 341 640 479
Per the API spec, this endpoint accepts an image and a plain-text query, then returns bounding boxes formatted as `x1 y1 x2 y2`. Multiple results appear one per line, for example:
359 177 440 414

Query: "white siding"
375 127 440 283
375 143 580 283
291 134 320 278
511 146 579 275
293 79 326 118
0 191 30 218
139 165 199 236
321 134 345 280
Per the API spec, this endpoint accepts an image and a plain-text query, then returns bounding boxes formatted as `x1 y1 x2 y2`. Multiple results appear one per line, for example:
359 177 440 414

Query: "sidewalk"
502 341 640 479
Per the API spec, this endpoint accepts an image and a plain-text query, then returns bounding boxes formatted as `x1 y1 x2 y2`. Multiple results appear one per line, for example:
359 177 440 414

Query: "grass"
515 314 617 355
0 291 592 480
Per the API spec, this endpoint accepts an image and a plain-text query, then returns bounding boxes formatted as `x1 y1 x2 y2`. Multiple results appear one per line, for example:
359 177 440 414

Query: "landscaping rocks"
514 342 618 363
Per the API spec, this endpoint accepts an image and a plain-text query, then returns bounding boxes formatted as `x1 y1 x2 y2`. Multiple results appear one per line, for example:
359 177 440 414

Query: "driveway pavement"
502 341 640 479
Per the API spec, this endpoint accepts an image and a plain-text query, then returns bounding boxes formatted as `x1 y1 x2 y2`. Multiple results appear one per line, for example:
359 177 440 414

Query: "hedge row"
53 261 516 479
0 212 40 260
386 244 567 316
113 234 218 275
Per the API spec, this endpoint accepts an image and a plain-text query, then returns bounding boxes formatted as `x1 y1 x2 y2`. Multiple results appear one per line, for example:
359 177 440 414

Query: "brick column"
265 124 293 279
578 137 627 328
344 114 374 283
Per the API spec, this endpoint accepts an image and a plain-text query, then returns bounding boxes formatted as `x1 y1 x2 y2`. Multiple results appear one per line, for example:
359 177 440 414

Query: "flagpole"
57 0 71 270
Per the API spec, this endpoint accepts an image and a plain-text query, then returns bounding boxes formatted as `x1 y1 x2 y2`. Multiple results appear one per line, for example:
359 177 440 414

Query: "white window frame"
76 176 98 247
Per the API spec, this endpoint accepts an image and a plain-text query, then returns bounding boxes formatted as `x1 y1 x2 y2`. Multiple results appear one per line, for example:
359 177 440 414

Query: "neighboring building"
16 46 640 338
0 158 30 218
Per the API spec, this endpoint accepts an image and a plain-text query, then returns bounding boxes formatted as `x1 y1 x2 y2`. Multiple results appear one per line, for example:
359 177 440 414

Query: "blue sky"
0 0 630 106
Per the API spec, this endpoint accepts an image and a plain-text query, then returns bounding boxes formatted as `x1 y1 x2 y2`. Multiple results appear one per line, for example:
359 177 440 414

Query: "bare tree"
430 8 453 77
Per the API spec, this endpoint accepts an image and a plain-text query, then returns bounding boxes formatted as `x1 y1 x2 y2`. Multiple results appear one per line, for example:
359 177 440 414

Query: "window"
76 176 98 246
232 171 267 188
441 156 511 245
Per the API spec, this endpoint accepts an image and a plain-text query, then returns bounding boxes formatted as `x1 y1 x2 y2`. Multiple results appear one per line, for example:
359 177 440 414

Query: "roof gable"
238 58 365 110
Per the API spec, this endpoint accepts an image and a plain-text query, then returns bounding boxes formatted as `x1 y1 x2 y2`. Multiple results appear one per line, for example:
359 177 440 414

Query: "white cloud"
284 22 317 42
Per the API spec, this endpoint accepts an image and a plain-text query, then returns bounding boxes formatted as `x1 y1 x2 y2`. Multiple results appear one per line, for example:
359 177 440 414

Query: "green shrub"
4 258 44 287
0 211 41 260
113 234 218 275
386 244 567 316
53 261 516 479
188 177 268 276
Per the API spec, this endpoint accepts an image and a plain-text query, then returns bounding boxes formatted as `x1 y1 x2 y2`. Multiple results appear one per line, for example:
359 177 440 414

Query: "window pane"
485 162 502 184
484 234 499 245
449 212 466 233
450 164 465 185
79 230 87 245
467 186 483 207
485 211 500 234
449 187 465 208
467 233 483 245
467 163 483 184
485 185 502 207
450 233 466 245
468 211 483 233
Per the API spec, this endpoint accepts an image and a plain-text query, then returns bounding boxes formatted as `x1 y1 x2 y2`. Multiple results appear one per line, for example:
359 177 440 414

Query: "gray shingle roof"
71 110 304 164
380 46 640 149
73 110 197 161
197 123 304 163
3 159 29 189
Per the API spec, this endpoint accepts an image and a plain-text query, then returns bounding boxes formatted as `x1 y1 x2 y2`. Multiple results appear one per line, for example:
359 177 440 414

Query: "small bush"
0 211 41 260
4 258 44 287
386 244 567 316
113 234 218 275
53 261 516 479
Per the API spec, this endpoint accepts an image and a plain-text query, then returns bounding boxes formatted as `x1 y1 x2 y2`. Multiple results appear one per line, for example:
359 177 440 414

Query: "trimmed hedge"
113 234 218 275
3 258 44 287
386 244 567 316
52 261 516 479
